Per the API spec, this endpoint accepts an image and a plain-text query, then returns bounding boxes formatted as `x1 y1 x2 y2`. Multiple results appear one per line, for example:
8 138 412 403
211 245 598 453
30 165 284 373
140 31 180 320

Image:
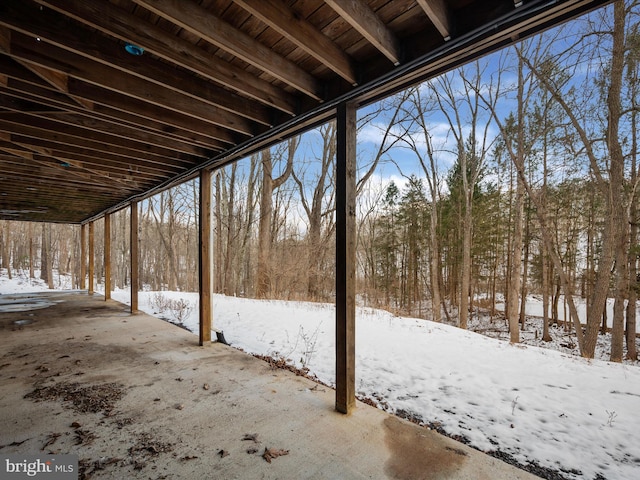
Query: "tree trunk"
459 196 471 329
606 0 628 363
223 163 237 295
215 172 224 293
508 172 523 343
256 143 294 298
256 149 274 298
430 204 442 322
519 206 530 329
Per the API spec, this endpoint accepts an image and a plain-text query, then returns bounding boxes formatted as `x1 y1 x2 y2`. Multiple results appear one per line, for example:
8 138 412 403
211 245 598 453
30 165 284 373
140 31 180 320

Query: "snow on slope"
2 271 639 480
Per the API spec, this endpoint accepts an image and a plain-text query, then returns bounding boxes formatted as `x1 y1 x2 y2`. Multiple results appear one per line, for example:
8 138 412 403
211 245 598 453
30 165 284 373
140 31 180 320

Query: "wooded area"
1 1 638 362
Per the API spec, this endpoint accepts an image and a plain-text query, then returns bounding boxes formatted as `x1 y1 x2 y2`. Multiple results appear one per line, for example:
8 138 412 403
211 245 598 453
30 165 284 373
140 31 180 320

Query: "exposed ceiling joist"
235 0 359 85
324 0 402 66
132 0 324 100
0 1 274 127
416 0 452 40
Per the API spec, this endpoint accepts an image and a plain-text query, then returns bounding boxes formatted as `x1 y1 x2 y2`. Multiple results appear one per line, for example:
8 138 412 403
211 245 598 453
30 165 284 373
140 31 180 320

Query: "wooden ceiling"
0 0 611 223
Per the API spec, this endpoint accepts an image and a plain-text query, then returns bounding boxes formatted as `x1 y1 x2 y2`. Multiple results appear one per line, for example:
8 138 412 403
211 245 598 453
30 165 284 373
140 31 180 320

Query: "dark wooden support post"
335 101 357 414
88 221 94 294
130 201 139 313
199 168 212 345
80 224 86 290
104 213 111 300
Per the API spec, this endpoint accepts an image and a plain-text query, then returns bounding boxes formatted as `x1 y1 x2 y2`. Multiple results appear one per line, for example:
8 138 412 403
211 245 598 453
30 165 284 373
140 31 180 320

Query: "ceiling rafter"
131 0 324 100
0 170 132 198
34 0 299 115
0 1 274 128
10 136 181 178
0 57 236 147
0 83 228 151
0 152 142 191
0 30 260 137
0 117 199 169
324 0 402 66
234 0 359 85
0 112 207 158
0 90 219 158
14 61 95 110
416 0 452 40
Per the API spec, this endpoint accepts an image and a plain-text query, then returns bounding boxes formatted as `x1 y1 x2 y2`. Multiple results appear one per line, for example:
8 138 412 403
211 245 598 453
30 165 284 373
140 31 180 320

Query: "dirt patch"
24 381 125 415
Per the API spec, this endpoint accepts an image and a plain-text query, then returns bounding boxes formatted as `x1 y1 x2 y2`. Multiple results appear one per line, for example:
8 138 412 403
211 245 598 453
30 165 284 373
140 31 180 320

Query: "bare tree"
392 86 446 322
520 1 639 359
430 61 497 329
256 138 297 298
292 124 336 299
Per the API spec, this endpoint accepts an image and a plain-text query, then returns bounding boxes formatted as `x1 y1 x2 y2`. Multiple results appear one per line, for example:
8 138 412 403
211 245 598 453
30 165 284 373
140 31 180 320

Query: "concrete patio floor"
0 291 539 479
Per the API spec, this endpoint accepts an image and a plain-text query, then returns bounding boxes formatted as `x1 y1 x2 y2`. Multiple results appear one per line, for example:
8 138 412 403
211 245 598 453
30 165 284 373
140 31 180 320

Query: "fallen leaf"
262 447 289 463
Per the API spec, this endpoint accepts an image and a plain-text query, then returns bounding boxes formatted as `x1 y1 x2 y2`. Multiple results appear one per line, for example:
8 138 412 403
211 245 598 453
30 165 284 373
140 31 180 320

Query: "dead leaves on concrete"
79 457 121 480
240 433 289 463
262 446 290 463
24 381 125 415
128 432 174 458
216 433 290 464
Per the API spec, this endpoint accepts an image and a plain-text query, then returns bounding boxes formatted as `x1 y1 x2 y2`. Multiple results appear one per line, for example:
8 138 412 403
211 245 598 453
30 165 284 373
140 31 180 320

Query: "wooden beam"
0 26 92 110
35 0 298 114
335 101 356 415
0 116 201 167
17 61 94 110
199 168 212 346
0 155 141 193
235 0 358 84
1 31 257 136
8 137 178 180
132 0 323 100
28 111 206 157
80 223 86 290
325 0 402 66
416 0 452 40
104 213 111 300
130 201 139 314
0 58 236 147
88 221 94 295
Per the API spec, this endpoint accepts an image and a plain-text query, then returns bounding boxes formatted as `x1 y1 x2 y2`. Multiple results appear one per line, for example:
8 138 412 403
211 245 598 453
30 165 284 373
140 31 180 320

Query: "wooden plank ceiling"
0 0 610 223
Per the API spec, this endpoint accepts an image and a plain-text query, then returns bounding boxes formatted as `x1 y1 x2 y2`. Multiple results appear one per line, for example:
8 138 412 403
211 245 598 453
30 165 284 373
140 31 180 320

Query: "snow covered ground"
2 270 639 480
